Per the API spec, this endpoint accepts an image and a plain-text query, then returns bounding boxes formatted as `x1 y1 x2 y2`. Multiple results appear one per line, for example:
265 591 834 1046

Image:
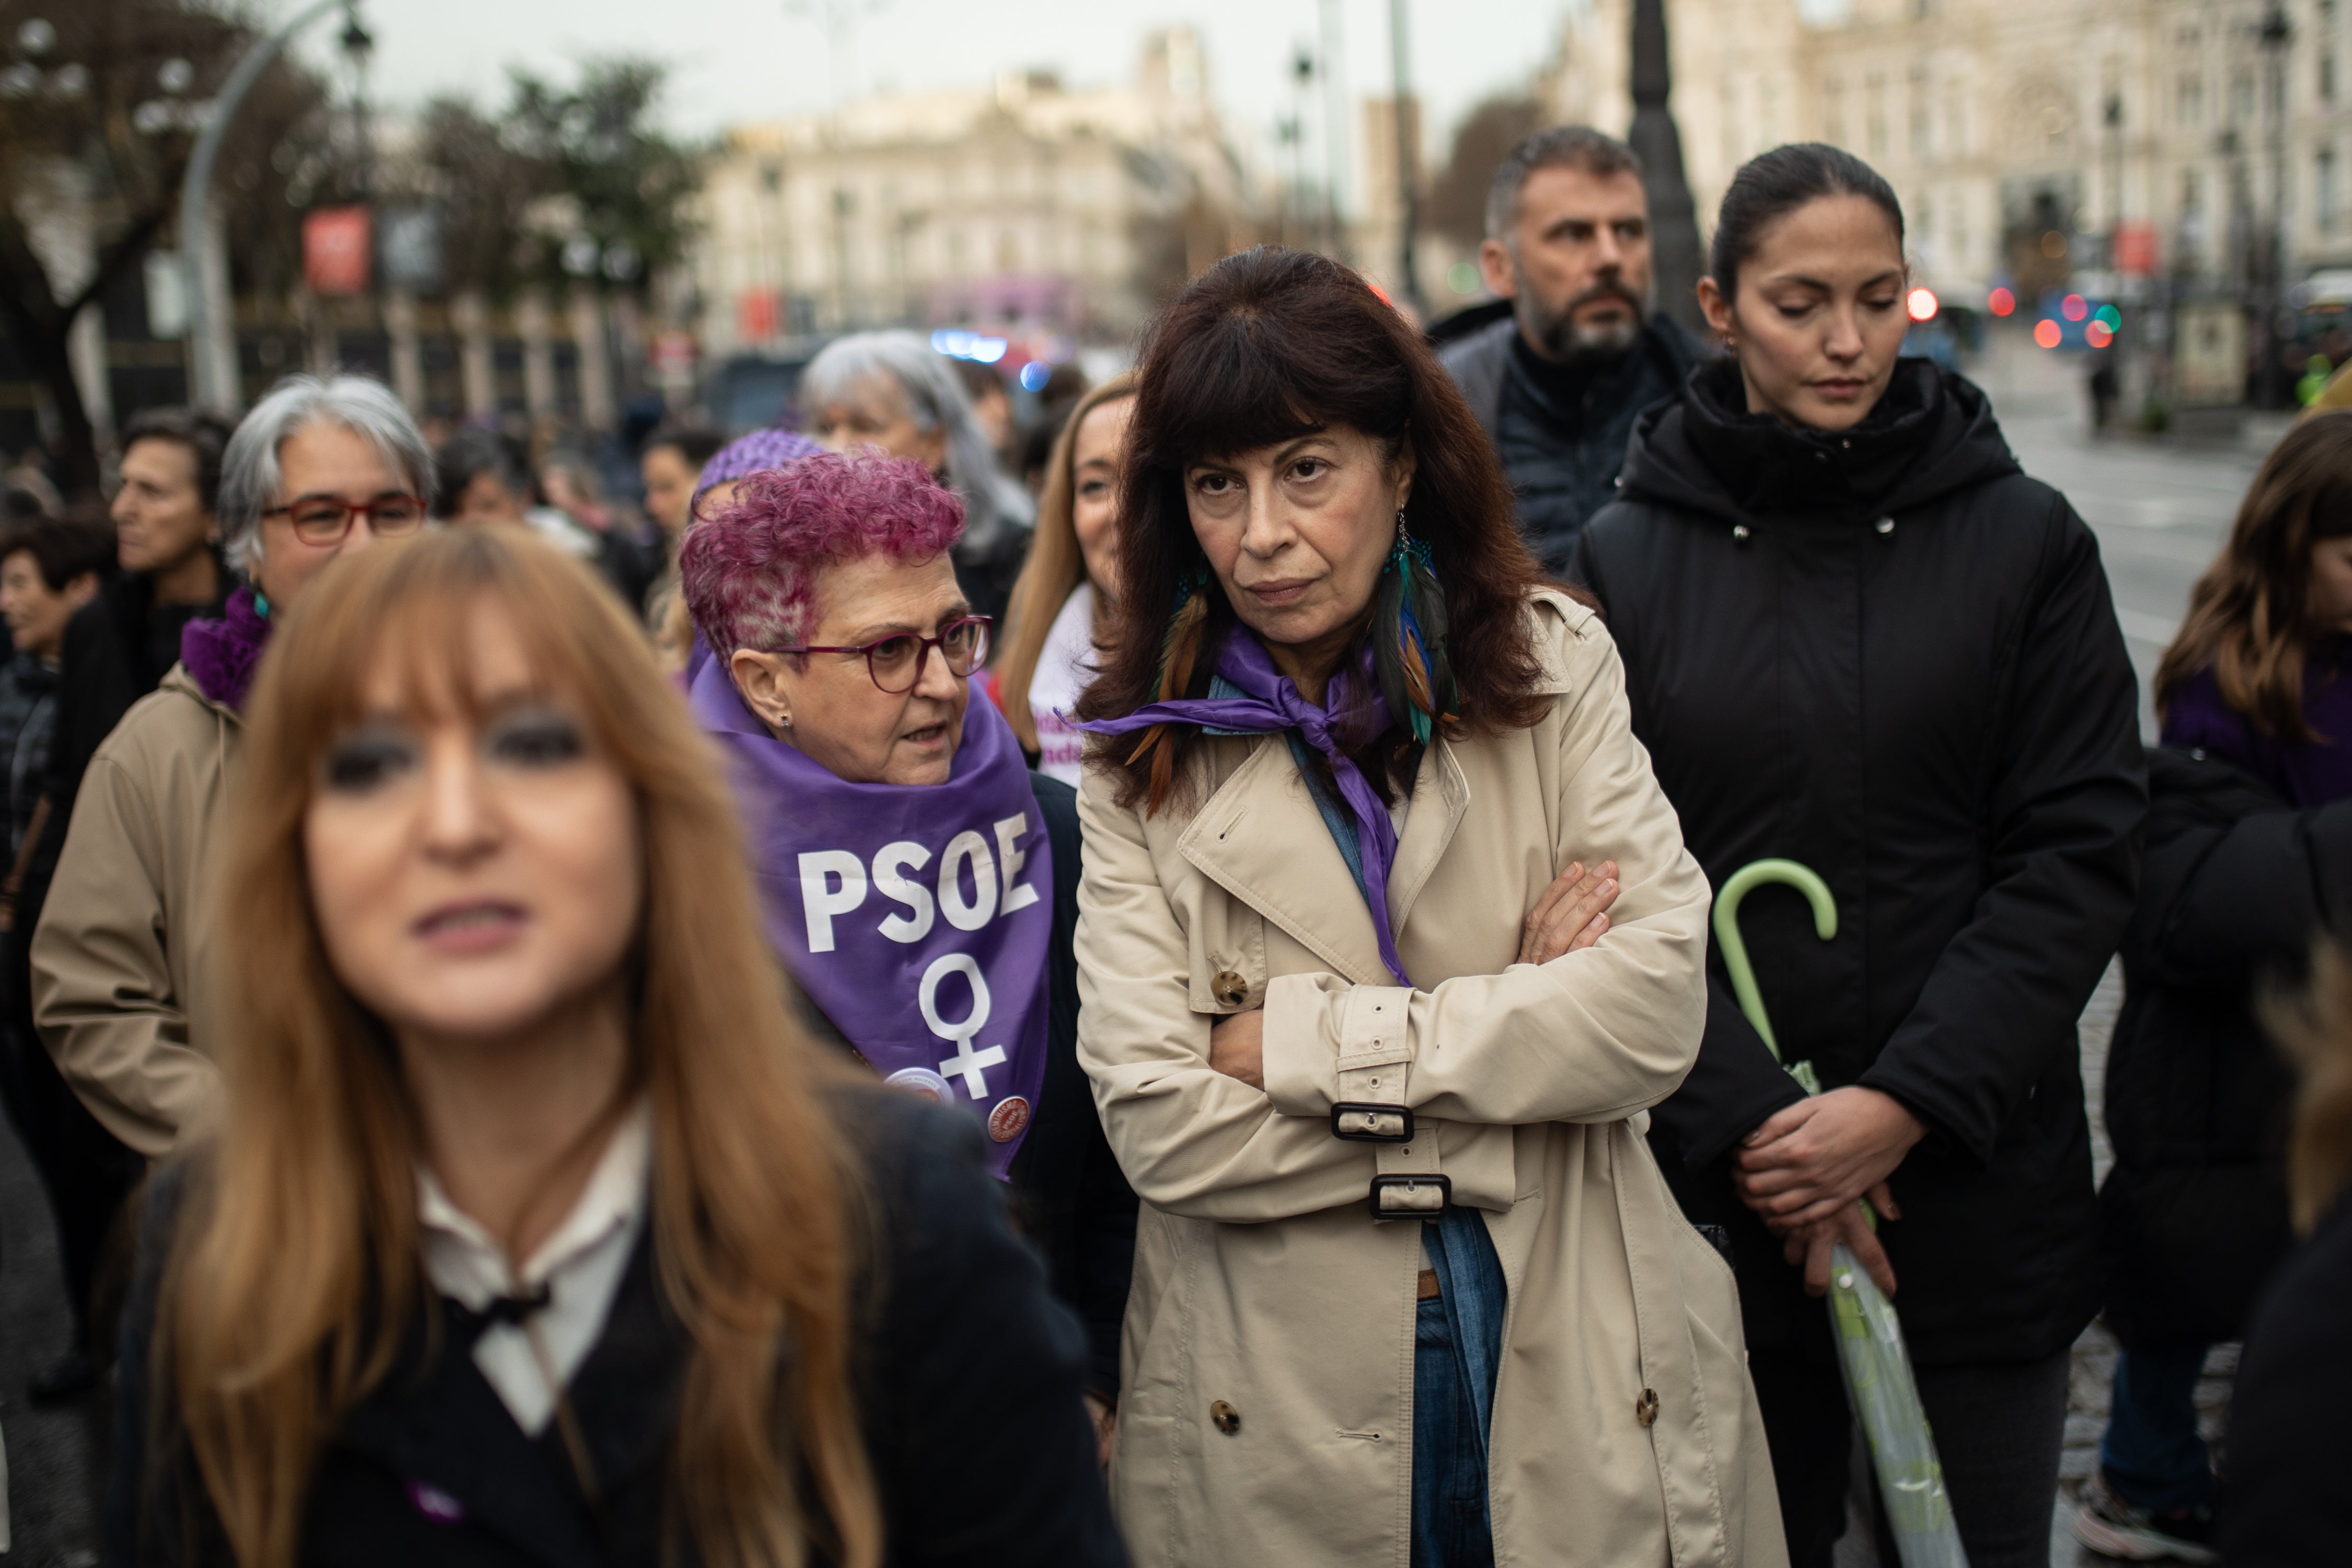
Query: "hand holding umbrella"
1714 858 1968 1568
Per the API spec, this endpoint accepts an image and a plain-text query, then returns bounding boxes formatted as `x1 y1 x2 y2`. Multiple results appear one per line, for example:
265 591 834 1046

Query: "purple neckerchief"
1080 631 1411 986
688 653 1054 1177
180 584 269 711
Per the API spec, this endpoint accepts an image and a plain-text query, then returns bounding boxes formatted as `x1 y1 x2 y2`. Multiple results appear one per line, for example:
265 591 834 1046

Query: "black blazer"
108 1088 1129 1567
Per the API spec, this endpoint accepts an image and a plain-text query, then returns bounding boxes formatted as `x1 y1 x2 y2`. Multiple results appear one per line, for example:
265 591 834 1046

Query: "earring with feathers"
1372 514 1455 746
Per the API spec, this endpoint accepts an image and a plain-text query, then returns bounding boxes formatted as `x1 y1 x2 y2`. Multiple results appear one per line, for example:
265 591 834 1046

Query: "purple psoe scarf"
1081 630 1412 985
694 429 827 507
180 585 271 711
689 653 1056 1177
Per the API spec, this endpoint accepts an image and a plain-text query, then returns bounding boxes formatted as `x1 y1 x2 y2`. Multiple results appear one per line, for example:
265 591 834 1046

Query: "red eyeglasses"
262 492 429 545
777 616 993 694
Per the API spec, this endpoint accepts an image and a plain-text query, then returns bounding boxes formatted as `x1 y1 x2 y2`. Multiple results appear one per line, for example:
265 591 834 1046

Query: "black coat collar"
1620 356 2020 526
329 1229 685 1567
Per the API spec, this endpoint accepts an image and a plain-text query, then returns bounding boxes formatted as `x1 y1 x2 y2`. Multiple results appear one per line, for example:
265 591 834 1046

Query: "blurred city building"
1546 0 2352 309
692 28 1267 359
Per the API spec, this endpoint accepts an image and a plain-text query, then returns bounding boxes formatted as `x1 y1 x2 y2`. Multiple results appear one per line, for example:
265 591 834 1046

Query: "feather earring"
1372 514 1455 746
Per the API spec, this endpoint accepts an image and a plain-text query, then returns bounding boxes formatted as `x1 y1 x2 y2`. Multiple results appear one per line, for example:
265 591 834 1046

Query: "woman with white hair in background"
34 374 433 1160
803 330 1035 626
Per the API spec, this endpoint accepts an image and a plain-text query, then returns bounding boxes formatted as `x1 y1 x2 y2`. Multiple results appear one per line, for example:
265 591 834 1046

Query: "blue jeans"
1411 1213 1505 1568
2099 1345 2216 1513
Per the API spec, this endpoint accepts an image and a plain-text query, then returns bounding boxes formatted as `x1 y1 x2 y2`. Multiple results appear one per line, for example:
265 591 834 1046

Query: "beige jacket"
1075 592 1785 1568
32 665 238 1157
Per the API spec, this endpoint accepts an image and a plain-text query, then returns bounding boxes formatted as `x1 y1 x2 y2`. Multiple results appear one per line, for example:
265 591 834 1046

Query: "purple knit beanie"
693 428 827 508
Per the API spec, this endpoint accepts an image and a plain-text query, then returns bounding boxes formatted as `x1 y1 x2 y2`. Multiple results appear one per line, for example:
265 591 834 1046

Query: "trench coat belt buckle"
1366 1117 1449 1221
1331 1103 1414 1143
1369 1171 1452 1220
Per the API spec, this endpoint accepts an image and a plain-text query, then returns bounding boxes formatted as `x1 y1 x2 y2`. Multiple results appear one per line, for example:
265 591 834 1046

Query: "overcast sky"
276 0 1584 210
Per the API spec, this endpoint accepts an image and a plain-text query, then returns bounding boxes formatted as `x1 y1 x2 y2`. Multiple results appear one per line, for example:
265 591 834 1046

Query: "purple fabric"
2163 642 2352 808
179 585 270 711
1080 631 1412 985
694 429 826 504
688 653 1054 1177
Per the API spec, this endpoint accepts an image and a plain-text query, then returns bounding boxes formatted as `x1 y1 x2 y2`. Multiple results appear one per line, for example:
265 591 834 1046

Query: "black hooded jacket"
1572 359 2146 1366
2097 746 2349 1350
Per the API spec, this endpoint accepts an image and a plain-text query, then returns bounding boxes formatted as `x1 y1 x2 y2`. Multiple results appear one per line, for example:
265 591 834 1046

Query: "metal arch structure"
177 0 355 413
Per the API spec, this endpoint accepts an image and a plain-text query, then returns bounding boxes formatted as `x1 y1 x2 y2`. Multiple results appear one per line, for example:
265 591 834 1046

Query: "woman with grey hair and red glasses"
680 448 1135 1458
34 373 433 1165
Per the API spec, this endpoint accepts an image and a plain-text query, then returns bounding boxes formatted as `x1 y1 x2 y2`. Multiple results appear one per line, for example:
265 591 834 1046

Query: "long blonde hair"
995 374 1135 752
2157 411 2352 740
161 528 879 1567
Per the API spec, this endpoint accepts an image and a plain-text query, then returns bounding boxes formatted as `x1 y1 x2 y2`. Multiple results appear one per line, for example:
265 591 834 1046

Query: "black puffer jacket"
1573 358 2146 1366
2098 746 2351 1349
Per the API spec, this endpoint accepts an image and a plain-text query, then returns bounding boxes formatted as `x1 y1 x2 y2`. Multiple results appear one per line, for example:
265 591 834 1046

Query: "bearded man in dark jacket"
1437 126 1707 578
1576 350 2145 1564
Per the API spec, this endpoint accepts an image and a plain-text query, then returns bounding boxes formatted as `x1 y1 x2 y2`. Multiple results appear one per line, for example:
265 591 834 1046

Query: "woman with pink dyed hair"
680 449 1135 1461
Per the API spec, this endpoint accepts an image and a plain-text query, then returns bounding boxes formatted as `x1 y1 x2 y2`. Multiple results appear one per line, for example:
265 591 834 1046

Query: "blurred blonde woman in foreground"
106 528 1123 1567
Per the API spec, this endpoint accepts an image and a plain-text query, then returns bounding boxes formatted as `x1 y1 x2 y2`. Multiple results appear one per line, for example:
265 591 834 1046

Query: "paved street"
0 1101 106 1564
0 340 2288 1562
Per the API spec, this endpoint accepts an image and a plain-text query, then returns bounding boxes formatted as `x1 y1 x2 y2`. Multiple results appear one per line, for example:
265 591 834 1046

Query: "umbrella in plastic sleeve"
1714 859 1969 1567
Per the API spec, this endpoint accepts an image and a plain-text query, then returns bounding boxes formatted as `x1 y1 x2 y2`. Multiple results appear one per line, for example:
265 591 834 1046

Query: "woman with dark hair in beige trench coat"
1069 245 1786 1568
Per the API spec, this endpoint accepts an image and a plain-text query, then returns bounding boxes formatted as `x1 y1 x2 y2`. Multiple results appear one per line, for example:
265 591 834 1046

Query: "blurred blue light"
928 329 1009 364
1018 361 1051 392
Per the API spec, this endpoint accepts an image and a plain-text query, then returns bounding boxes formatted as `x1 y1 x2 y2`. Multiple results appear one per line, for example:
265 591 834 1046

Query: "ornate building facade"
691 29 1265 356
1546 0 2352 303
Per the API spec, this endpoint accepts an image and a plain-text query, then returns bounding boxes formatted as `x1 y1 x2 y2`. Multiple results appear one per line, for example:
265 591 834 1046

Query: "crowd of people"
0 125 2347 1568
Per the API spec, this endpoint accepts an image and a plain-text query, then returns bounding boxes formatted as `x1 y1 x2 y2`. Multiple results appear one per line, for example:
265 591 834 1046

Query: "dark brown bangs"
1127 292 1411 488
1080 244 1552 815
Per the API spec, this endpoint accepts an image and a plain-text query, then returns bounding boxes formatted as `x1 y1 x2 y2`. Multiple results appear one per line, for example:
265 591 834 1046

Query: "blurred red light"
2061 294 2089 322
2086 320 2115 348
1906 287 1940 322
1989 287 2016 316
2033 320 2063 349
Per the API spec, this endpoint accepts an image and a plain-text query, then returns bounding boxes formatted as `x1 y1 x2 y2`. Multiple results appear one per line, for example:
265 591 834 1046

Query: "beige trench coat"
32 665 239 1157
1075 591 1785 1567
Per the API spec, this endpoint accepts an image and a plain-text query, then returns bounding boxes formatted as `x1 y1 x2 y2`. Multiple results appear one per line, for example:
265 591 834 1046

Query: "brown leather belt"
1416 1268 1441 1300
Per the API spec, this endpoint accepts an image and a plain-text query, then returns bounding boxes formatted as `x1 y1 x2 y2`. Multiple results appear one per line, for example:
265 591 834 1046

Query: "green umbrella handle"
1712 859 1837 1083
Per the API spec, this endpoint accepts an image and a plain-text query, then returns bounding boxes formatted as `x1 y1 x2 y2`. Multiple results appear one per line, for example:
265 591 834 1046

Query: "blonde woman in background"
995 374 1135 783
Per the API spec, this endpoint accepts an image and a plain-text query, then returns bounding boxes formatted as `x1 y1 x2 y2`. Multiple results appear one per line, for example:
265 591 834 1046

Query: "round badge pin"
884 1067 956 1105
987 1095 1032 1142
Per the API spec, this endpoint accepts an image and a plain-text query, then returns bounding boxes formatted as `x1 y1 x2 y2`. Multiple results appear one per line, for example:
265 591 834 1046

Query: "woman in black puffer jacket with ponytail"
1574 144 2146 1568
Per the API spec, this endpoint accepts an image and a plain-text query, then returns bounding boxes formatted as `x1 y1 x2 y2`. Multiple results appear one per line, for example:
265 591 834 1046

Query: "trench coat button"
1732 524 1751 543
1634 1388 1660 1426
1212 969 1248 1008
1874 516 1895 535
1210 1400 1242 1435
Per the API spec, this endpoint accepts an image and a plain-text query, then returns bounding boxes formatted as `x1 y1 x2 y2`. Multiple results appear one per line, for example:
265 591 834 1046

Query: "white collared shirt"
1030 582 1099 787
416 1102 651 1435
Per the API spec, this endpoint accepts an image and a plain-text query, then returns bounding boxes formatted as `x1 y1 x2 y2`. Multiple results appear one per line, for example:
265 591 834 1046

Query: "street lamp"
1628 0 1704 333
2259 0 2293 405
1388 0 1421 313
177 0 368 412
